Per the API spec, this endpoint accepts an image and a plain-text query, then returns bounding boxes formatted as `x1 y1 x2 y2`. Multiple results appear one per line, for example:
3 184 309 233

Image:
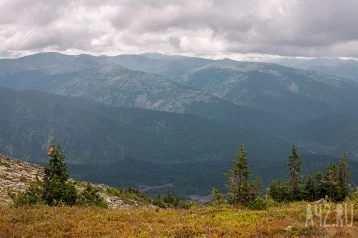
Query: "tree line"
17 142 352 209
16 143 188 209
212 143 352 208
16 144 108 207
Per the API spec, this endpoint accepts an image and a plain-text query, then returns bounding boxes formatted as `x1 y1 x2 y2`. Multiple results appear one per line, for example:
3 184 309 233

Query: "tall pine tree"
287 144 302 201
303 175 316 201
17 143 107 207
226 143 260 205
323 162 339 201
43 144 77 205
337 153 351 201
314 171 325 199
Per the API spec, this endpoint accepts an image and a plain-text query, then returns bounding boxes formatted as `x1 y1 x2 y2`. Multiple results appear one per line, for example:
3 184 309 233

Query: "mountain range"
272 58 358 82
0 52 357 196
104 54 358 123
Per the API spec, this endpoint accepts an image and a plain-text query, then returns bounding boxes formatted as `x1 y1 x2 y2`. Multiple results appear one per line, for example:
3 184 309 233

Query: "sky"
1 0 358 60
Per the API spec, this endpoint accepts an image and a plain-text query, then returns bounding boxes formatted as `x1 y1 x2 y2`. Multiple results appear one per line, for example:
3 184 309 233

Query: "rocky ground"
0 154 146 209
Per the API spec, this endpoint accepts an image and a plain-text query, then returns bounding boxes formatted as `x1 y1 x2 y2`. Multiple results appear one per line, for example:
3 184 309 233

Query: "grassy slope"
0 202 357 237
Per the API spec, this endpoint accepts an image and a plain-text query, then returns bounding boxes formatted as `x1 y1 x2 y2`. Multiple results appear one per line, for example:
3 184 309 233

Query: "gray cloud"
1 0 358 58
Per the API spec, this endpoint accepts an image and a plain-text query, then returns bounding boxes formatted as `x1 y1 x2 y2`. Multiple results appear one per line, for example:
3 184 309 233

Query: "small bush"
247 196 279 210
78 183 108 208
15 185 43 206
212 188 225 204
153 195 167 208
176 200 193 209
163 191 180 208
107 187 123 196
248 197 268 210
126 187 152 203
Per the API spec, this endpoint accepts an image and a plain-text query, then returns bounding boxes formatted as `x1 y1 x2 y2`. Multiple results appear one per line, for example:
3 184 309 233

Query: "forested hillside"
0 53 358 196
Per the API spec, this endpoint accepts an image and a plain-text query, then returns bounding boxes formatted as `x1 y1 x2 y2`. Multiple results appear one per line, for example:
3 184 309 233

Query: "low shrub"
78 183 108 208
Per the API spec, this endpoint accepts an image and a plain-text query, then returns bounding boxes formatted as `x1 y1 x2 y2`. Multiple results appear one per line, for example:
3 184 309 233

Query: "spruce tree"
44 144 69 183
163 191 180 208
212 188 224 204
16 143 107 207
163 191 175 204
268 180 290 202
287 144 302 201
314 171 325 199
226 143 260 205
323 162 339 201
249 176 262 201
303 175 316 201
43 144 77 205
337 152 350 201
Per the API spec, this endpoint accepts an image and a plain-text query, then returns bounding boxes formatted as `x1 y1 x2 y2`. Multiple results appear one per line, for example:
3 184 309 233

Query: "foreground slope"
0 154 149 208
1 202 357 237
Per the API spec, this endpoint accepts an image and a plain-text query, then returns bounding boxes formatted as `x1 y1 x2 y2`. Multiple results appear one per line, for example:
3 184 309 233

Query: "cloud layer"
1 0 358 58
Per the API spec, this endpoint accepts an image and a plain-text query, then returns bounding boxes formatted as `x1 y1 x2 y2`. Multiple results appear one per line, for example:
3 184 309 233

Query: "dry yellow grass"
0 202 357 237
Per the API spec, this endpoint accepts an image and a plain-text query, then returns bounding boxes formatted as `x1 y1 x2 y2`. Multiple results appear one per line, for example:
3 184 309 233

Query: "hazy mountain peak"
0 52 102 76
96 62 126 74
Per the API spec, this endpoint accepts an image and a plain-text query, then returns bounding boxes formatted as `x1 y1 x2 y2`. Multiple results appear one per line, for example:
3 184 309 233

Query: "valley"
0 53 357 197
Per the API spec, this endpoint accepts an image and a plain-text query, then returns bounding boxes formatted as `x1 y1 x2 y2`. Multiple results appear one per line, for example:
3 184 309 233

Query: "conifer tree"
337 152 350 201
226 143 260 205
44 144 69 183
314 171 325 199
17 143 107 207
43 144 77 205
248 176 262 202
153 195 166 208
303 175 316 201
212 188 224 204
287 144 302 201
268 180 290 202
163 191 175 204
163 191 180 208
323 162 339 201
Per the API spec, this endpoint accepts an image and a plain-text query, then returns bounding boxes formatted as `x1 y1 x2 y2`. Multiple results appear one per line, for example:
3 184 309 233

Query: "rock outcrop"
0 154 144 209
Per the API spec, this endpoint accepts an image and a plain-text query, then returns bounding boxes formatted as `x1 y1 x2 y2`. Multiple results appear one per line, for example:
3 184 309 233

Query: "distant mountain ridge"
272 58 358 82
0 52 103 75
104 55 358 123
0 54 295 136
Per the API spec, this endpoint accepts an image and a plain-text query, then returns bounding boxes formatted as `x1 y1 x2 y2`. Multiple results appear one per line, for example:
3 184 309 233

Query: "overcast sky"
1 0 358 60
